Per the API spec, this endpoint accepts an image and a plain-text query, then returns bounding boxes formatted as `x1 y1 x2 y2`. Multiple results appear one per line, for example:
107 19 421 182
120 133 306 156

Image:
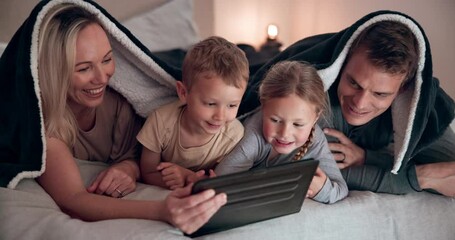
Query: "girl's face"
68 23 115 110
262 93 319 155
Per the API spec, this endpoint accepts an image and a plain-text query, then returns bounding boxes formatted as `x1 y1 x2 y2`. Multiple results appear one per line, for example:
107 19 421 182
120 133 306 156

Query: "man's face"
337 48 405 126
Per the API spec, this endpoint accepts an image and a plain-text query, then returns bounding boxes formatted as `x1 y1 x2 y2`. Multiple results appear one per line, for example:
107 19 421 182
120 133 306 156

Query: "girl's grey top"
215 110 348 204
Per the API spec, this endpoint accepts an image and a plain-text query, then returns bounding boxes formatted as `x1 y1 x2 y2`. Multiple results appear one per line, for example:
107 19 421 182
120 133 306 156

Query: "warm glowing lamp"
267 24 278 40
260 24 282 58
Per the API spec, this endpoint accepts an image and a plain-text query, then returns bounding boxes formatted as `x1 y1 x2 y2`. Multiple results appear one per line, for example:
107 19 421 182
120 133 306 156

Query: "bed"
1 159 455 240
1 0 455 239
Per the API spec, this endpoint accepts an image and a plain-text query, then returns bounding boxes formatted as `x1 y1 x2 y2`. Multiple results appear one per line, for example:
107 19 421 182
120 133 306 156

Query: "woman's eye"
228 104 238 108
76 67 89 72
102 58 112 64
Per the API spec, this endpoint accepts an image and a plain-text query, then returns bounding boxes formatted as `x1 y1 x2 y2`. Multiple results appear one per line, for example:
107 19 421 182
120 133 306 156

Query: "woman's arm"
38 137 226 234
38 137 161 219
87 92 143 196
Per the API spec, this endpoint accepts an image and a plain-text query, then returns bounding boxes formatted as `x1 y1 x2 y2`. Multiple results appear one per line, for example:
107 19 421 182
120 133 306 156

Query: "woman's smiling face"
68 23 115 110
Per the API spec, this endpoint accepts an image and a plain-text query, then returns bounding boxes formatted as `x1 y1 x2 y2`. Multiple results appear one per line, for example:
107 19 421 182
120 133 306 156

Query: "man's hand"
416 162 455 197
324 128 366 169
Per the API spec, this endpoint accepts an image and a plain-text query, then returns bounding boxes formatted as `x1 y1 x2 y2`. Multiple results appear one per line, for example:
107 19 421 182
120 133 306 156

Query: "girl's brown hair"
259 61 327 115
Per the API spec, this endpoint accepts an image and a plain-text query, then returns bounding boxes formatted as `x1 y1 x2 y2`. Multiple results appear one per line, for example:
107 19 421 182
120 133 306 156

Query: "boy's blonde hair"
182 36 249 89
259 61 328 116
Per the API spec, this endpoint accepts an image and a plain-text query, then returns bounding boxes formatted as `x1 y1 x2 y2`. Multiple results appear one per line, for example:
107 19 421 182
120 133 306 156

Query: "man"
239 10 455 196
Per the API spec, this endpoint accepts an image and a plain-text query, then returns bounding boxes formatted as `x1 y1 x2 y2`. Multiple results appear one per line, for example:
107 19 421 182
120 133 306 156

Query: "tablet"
188 159 319 237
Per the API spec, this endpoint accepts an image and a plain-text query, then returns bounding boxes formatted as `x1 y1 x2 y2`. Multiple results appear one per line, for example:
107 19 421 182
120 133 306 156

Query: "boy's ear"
176 81 187 103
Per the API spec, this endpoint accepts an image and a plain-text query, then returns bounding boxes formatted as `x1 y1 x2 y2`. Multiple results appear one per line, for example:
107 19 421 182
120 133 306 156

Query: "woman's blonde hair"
38 4 100 146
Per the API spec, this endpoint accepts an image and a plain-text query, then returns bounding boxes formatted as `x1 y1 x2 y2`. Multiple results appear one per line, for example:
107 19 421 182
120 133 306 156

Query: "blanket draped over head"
239 10 455 176
1 1 454 189
0 0 182 188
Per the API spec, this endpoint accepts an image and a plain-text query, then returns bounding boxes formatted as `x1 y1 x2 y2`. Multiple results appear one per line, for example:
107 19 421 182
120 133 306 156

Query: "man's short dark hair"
349 21 419 89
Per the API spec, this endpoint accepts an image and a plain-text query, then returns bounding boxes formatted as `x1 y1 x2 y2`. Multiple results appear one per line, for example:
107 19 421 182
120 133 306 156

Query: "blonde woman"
11 3 225 234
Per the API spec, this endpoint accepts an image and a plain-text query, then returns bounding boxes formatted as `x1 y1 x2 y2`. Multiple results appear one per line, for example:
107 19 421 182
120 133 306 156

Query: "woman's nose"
93 65 109 84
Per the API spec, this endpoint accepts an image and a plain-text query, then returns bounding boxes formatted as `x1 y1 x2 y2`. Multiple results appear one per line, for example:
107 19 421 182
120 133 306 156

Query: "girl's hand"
307 167 327 198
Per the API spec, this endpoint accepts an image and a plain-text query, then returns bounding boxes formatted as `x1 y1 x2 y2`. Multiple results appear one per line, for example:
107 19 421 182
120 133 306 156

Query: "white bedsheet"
1 159 454 240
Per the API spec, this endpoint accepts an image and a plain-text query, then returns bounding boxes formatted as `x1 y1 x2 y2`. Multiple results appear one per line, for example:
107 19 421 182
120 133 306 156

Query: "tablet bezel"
189 159 319 237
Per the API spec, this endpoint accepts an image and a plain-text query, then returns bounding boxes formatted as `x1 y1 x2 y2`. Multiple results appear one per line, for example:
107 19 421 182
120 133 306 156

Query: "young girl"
215 61 348 204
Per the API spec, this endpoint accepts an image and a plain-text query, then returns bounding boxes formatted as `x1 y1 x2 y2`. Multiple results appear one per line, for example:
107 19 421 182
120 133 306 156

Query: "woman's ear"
176 81 187 103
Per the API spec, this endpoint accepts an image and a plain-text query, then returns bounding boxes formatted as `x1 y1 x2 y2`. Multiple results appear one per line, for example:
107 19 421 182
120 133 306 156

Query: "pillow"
0 42 7 57
122 0 199 52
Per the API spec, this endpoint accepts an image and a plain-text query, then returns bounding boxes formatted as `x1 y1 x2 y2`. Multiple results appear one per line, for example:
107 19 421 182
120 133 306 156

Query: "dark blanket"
1 3 454 189
239 10 455 175
0 0 183 188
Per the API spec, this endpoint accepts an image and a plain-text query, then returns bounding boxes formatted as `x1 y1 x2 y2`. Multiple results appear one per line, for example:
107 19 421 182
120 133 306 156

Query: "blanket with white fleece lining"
239 10 455 178
0 0 180 188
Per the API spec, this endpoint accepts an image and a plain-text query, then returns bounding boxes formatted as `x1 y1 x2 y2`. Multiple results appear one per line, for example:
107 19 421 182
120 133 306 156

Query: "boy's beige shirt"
137 101 244 171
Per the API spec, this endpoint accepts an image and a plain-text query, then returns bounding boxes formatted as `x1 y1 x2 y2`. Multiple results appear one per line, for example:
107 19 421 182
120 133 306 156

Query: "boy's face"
177 74 246 136
337 47 404 126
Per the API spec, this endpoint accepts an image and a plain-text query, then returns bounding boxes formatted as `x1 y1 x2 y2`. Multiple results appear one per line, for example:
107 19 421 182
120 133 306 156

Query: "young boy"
138 36 249 190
